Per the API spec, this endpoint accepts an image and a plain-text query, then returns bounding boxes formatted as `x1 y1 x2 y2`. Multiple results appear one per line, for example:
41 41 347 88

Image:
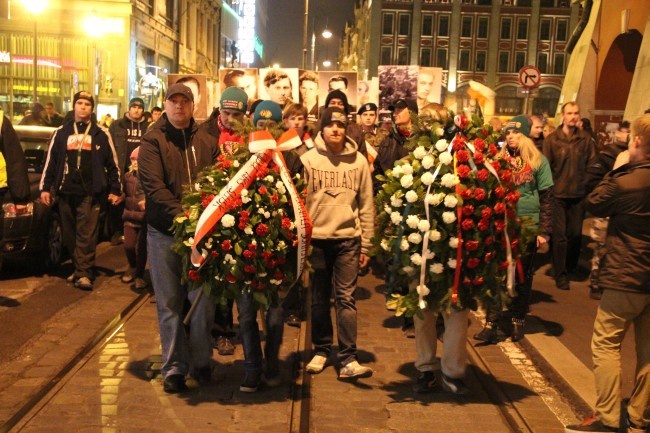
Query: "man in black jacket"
139 84 218 394
565 114 649 433
0 113 30 213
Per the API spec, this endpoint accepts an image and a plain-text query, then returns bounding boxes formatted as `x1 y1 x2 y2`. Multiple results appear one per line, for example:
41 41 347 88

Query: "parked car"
0 125 63 272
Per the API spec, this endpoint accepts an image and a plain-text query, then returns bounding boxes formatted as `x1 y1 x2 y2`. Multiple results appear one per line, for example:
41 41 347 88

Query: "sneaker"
285 313 301 328
556 276 571 290
474 322 498 344
66 273 76 283
239 370 262 393
564 416 618 432
214 336 235 355
441 373 470 395
413 371 437 393
134 278 148 290
305 354 328 374
163 374 188 394
75 276 93 291
121 273 134 283
338 360 373 381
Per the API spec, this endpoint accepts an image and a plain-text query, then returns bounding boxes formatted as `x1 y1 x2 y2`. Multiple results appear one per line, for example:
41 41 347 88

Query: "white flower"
444 195 458 208
441 173 459 188
390 194 403 207
264 211 271 219
424 249 435 259
244 226 253 235
400 174 414 188
407 232 422 245
421 171 434 186
418 219 431 232
224 253 233 262
406 215 419 228
188 236 194 246
204 237 213 248
258 208 266 215
405 190 418 203
447 258 457 269
241 189 249 197
392 165 403 177
428 192 445 206
195 182 201 191
265 175 274 183
390 212 403 225
221 214 235 228
402 265 416 276
270 279 283 285
416 284 430 296
401 163 414 175
421 154 435 169
413 146 427 160
276 181 286 194
419 299 428 309
442 211 457 224
384 204 392 214
400 238 410 251
277 241 287 250
439 151 453 165
429 262 444 274
436 128 445 137
233 160 240 168
435 139 449 152
241 195 252 204
449 237 459 248
410 253 422 266
381 239 390 251
429 229 441 241
207 176 214 183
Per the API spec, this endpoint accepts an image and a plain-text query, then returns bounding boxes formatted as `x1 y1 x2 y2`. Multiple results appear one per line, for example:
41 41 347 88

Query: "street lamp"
311 20 333 71
21 0 48 104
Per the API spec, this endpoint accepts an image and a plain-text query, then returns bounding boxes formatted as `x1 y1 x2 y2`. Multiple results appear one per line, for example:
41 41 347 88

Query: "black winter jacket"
0 115 30 204
373 129 409 194
138 114 218 235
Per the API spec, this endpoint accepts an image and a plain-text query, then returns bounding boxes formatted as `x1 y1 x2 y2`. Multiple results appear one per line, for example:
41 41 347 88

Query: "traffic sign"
518 65 541 88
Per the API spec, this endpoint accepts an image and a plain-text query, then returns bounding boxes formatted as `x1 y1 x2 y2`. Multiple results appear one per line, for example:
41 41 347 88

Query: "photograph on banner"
318 71 358 115
168 74 208 121
219 68 259 110
378 65 418 111
416 67 443 110
357 77 378 108
258 68 299 109
298 70 319 122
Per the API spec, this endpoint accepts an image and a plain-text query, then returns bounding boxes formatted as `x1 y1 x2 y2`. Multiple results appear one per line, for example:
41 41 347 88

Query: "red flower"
281 217 292 230
258 185 268 195
461 187 474 200
474 138 486 152
271 194 279 205
461 205 475 216
461 218 474 231
494 202 506 214
494 220 506 233
247 243 258 251
472 276 485 286
484 236 495 246
457 149 470 162
465 240 479 251
480 207 493 219
511 239 520 250
506 191 520 204
226 274 237 283
188 269 201 282
457 164 470 179
221 240 232 251
243 249 256 259
474 152 486 165
244 264 257 273
463 277 472 286
500 170 512 183
476 168 489 182
455 114 470 130
210 250 219 257
261 251 273 260
494 186 506 198
276 256 286 265
477 219 490 232
466 258 481 269
488 144 499 157
256 223 269 236
452 136 467 151
484 251 495 262
474 188 486 201
507 208 517 219
498 260 510 271
273 270 285 280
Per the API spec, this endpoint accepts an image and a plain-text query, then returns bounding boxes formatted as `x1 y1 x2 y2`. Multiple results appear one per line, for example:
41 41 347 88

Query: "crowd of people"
2 80 647 433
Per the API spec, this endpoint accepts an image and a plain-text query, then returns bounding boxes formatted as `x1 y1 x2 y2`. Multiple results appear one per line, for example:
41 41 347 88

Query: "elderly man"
138 83 218 393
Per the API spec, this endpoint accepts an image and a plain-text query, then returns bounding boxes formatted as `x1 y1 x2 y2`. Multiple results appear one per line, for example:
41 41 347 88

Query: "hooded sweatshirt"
300 131 375 253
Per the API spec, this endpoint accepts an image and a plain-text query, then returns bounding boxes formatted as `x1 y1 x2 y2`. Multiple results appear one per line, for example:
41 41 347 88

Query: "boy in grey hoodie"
300 107 375 381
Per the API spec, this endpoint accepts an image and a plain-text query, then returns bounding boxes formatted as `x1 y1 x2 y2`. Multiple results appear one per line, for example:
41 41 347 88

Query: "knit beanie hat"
220 86 248 113
129 97 145 108
504 115 530 137
73 91 95 109
253 100 283 126
320 107 348 128
324 90 350 115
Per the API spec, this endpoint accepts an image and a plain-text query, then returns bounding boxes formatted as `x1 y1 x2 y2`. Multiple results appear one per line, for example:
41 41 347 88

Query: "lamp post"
22 0 48 104
310 19 332 71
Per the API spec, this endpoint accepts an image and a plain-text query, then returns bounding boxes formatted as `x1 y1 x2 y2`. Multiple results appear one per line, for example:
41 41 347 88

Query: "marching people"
565 113 650 433
357 102 389 153
473 115 554 344
543 102 597 291
301 107 375 381
39 91 123 290
138 83 217 393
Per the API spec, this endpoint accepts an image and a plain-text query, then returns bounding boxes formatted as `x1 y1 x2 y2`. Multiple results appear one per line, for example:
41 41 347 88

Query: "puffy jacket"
585 161 650 294
138 114 218 235
122 170 145 226
542 127 597 199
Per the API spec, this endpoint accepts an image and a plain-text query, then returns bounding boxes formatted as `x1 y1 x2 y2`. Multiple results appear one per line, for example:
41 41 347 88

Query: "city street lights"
21 0 48 104
311 21 332 71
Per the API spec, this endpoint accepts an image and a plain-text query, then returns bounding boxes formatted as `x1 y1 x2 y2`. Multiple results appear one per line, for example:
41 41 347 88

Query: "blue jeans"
147 225 215 379
310 238 361 366
236 291 284 376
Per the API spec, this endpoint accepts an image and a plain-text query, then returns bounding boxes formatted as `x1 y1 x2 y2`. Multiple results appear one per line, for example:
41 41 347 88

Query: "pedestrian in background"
39 91 123 290
0 111 30 214
565 113 650 433
138 83 217 393
120 146 147 291
301 107 375 382
543 101 597 290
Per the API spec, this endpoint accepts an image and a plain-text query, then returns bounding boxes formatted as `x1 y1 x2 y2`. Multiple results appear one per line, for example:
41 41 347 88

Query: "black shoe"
556 276 570 290
215 336 235 356
163 374 188 394
511 318 525 342
192 366 212 385
285 313 301 328
240 370 262 393
441 373 470 395
473 322 498 344
413 371 437 393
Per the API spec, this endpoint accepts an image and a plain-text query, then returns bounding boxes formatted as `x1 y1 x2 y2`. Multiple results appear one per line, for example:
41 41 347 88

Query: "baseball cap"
320 107 348 128
129 97 145 108
166 83 194 102
389 99 418 114
358 103 378 115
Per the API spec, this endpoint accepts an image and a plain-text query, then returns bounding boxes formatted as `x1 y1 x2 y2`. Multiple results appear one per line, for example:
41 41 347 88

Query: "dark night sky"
265 0 356 69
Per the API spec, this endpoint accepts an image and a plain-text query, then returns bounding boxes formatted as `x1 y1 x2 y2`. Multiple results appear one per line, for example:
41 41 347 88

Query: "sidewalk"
12 269 582 433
